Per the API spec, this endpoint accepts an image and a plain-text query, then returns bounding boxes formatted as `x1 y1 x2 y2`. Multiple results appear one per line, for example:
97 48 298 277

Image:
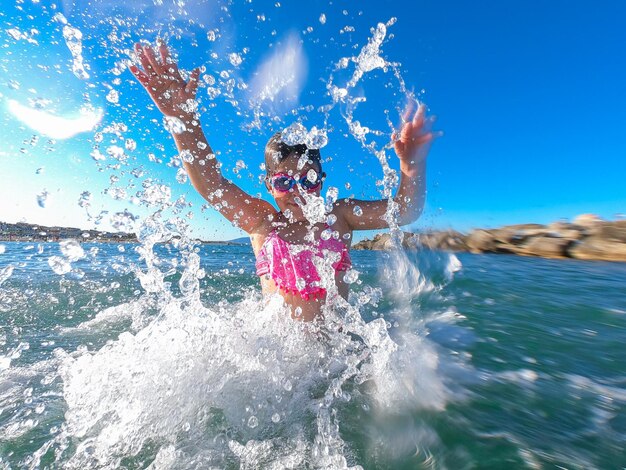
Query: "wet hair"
264 132 322 174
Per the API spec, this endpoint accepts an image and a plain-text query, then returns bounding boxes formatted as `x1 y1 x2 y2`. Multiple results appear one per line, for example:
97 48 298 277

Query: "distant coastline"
0 221 249 245
3 215 626 262
353 214 626 263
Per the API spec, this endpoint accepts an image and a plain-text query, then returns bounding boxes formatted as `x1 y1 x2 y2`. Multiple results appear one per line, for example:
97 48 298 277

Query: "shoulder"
249 210 281 254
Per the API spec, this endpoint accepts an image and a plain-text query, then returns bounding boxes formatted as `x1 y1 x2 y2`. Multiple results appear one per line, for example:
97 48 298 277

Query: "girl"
130 42 436 321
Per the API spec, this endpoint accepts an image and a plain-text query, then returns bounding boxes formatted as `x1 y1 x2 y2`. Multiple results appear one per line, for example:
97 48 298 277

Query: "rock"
351 216 626 263
465 230 496 253
573 214 603 227
584 220 626 242
568 237 626 262
489 228 520 244
490 225 551 245
352 233 392 250
500 223 547 231
410 230 467 251
513 236 575 259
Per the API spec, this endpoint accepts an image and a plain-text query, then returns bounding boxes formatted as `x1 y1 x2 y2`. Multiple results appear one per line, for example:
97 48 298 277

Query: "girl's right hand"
129 42 200 119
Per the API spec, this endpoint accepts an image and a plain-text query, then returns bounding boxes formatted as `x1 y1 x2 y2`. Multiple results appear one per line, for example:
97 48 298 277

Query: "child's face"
267 156 323 221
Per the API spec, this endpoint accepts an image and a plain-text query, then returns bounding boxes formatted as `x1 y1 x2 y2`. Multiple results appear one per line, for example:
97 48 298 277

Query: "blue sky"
1 0 625 242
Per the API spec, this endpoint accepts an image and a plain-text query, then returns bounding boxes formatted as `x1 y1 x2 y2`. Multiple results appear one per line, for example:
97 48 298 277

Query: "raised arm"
337 103 436 231
129 42 275 233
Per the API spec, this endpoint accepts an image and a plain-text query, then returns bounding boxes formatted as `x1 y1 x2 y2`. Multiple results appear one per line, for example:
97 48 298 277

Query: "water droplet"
228 53 243 67
139 183 171 208
207 87 221 100
283 379 293 391
176 167 188 184
319 13 326 24
353 205 363 217
326 214 337 225
207 30 217 41
233 160 246 174
343 269 359 284
106 145 125 161
110 210 137 231
295 278 306 291
305 169 318 184
60 239 85 261
90 149 105 161
0 265 14 287
62 25 89 80
163 116 187 134
36 190 49 208
125 138 136 151
271 413 281 423
106 89 119 104
180 150 194 163
247 415 258 428
48 256 71 275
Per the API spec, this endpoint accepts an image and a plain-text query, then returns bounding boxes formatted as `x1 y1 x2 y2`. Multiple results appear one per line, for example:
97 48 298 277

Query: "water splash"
0 4 462 468
61 21 91 80
0 265 14 287
1 213 463 468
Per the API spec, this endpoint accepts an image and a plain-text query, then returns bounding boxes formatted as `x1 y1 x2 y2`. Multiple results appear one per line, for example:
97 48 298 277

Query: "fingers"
402 100 416 123
159 43 181 78
135 43 156 76
158 42 170 64
129 65 150 86
184 68 201 95
412 103 426 127
415 132 434 146
400 121 414 141
143 44 163 75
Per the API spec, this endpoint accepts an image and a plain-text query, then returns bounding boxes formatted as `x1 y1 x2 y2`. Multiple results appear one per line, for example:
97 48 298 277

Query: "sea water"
1 241 625 469
3 2 626 468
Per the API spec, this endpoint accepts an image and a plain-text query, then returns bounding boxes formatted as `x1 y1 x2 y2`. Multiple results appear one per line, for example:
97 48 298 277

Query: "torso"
250 209 353 321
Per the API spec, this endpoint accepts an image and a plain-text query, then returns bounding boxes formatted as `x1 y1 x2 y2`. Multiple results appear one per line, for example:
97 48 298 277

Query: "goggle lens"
270 172 321 192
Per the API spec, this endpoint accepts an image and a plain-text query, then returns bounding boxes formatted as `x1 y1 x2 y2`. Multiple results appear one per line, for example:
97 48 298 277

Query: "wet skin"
130 42 435 322
250 157 352 322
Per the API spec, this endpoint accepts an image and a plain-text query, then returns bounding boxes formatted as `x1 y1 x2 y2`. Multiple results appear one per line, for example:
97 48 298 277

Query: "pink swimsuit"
255 230 351 300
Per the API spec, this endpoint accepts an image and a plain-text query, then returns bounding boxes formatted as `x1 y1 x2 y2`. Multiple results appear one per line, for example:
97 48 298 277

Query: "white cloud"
7 99 102 139
248 33 308 113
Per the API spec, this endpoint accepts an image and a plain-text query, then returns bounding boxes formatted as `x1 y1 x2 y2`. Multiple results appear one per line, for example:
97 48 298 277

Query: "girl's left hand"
394 103 438 165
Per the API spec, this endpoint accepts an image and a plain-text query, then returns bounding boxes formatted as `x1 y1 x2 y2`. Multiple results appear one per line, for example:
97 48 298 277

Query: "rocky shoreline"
0 222 244 245
353 215 626 262
0 221 137 243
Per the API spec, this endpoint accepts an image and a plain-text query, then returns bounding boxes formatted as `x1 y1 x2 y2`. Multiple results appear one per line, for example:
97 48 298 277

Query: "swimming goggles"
269 171 323 193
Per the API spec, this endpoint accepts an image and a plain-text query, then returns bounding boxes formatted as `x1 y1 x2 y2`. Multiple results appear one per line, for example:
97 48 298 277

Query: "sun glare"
7 99 103 140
